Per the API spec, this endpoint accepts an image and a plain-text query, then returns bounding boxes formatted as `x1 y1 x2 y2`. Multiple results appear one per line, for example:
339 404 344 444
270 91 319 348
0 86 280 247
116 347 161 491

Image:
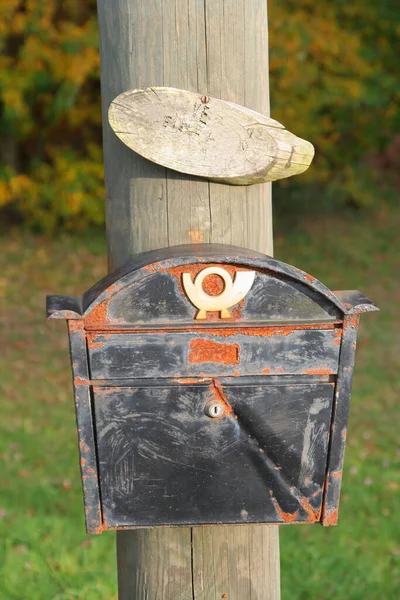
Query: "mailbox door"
92 379 334 528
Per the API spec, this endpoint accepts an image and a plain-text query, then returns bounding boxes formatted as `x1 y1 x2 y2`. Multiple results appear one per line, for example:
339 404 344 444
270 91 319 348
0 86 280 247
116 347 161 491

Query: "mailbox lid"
92 379 334 528
87 326 341 379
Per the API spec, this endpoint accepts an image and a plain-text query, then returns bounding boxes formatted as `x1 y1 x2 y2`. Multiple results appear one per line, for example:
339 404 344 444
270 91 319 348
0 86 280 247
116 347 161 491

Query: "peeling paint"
299 496 320 522
323 508 339 526
87 333 110 349
74 376 89 387
189 339 240 365
270 493 299 523
305 368 333 376
209 380 235 418
68 320 84 332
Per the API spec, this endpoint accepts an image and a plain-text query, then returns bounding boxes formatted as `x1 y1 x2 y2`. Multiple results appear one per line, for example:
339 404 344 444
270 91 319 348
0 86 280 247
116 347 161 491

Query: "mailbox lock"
205 401 225 419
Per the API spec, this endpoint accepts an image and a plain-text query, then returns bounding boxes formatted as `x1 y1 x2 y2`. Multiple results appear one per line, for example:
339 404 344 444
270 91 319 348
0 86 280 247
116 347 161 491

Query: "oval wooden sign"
109 87 314 185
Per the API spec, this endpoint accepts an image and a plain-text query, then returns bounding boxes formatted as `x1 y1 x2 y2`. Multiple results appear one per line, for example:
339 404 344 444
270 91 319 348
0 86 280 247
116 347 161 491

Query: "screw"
201 95 210 104
205 401 224 419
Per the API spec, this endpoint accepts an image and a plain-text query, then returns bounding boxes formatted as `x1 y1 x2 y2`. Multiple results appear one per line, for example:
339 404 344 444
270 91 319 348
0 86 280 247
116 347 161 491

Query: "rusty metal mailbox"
47 244 378 534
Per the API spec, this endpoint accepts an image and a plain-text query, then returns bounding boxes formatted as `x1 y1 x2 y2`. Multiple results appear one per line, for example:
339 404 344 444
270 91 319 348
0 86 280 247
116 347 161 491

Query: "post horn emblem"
182 266 255 320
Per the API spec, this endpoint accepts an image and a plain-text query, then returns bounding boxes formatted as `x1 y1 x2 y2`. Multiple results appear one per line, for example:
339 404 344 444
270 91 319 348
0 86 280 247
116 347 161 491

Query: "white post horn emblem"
182 266 255 320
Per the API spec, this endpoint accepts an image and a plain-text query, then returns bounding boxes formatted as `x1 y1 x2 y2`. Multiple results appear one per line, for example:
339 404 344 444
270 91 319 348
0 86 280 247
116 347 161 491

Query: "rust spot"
61 311 79 319
275 367 284 374
344 315 360 330
84 284 124 329
333 328 343 345
87 468 95 474
174 377 210 385
323 508 339 526
305 368 333 376
299 496 320 522
332 470 342 479
79 440 90 454
94 520 107 535
81 458 86 467
74 376 88 387
189 230 203 243
342 428 347 441
189 339 240 365
202 273 225 296
209 380 234 418
305 273 315 282
87 332 110 349
82 474 98 481
262 367 271 375
84 299 110 328
271 494 299 523
68 320 84 332
142 264 157 273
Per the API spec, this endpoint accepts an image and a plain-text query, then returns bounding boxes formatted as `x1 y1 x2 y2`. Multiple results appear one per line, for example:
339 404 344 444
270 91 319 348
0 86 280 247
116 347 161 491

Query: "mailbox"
47 244 378 534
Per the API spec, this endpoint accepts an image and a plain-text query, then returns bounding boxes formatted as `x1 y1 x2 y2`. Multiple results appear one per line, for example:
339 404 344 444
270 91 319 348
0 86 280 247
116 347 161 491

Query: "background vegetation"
0 1 399 599
0 0 399 230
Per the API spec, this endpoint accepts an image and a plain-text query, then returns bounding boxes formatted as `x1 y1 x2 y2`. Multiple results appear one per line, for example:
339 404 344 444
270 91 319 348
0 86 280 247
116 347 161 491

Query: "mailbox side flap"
47 295 83 319
332 290 379 315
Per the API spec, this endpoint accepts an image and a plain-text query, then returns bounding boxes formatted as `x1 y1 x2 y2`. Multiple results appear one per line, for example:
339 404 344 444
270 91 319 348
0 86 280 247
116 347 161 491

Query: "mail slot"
47 243 378 533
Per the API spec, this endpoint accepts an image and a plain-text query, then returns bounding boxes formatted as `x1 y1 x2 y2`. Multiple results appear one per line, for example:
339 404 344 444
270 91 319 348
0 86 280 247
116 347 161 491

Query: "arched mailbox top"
47 244 378 327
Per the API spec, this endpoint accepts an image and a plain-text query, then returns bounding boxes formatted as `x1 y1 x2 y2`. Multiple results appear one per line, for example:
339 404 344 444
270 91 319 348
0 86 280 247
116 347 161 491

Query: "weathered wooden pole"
96 1 280 598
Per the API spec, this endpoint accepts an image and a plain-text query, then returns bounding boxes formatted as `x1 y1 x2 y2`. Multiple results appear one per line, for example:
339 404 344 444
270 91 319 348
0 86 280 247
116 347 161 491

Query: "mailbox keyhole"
205 401 224 419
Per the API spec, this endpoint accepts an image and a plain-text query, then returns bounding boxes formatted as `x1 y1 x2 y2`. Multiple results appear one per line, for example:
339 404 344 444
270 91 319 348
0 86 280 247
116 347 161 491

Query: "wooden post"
96 1 280 598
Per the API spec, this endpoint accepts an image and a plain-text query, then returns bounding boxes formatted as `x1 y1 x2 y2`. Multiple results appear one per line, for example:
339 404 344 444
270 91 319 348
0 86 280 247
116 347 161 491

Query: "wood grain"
97 0 274 271
109 87 314 185
97 0 280 598
117 528 192 600
192 525 281 600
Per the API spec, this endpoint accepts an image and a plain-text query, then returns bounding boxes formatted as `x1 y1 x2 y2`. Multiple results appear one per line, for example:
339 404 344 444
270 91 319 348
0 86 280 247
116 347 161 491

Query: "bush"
0 0 104 231
269 0 399 210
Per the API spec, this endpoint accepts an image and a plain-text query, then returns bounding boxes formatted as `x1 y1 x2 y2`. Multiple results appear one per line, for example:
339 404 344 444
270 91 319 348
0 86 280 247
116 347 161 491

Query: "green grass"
0 209 399 599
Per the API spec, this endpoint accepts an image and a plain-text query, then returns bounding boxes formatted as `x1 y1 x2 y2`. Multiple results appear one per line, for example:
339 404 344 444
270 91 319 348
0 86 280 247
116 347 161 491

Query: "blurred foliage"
0 0 103 231
269 0 399 211
0 0 398 231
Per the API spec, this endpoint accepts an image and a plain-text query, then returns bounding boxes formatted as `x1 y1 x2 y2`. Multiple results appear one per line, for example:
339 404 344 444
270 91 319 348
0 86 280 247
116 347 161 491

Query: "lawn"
0 207 399 599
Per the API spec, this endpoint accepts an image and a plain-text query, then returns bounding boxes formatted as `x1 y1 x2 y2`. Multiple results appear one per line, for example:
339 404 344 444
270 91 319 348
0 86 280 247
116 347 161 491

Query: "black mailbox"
47 244 378 534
